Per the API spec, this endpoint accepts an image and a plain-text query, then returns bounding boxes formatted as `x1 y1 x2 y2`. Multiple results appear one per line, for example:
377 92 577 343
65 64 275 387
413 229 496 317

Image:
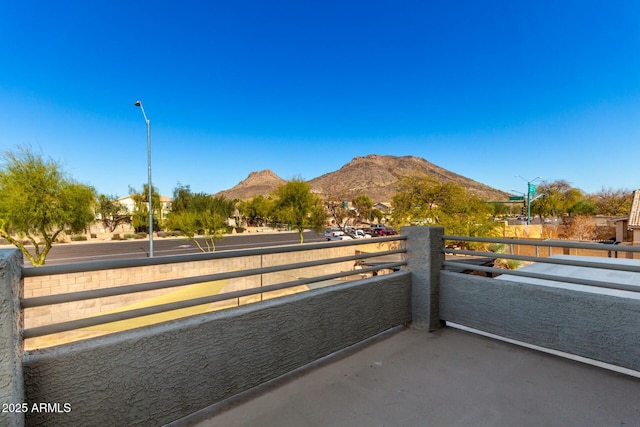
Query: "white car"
329 234 353 241
324 227 349 241
352 230 372 239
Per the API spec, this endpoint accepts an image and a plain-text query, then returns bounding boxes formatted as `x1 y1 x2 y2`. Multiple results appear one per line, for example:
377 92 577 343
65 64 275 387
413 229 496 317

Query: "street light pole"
134 100 153 257
516 176 541 225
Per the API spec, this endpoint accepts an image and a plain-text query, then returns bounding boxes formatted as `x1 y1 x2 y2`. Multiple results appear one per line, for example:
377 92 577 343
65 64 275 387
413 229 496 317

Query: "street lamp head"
134 100 142 107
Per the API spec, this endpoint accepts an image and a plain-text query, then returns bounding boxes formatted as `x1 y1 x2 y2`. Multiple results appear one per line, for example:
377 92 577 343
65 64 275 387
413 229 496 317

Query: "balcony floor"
177 326 640 427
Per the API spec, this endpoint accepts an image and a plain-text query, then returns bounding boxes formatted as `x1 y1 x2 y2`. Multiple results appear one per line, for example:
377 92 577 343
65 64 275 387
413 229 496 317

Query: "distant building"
374 202 391 214
117 195 172 221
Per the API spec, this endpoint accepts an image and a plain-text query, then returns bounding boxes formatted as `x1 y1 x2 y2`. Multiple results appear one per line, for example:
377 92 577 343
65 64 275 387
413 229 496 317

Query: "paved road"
17 231 326 266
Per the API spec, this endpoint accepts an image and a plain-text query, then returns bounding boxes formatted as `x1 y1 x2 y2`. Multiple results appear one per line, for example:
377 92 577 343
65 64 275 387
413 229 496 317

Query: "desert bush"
71 235 87 241
494 258 522 270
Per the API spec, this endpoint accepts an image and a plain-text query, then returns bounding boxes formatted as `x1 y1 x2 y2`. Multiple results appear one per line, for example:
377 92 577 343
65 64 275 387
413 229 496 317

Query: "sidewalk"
174 326 640 427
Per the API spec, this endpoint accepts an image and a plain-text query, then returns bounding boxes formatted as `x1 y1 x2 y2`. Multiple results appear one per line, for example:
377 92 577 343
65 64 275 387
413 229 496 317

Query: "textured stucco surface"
440 270 640 371
22 271 411 426
0 249 24 427
402 226 443 331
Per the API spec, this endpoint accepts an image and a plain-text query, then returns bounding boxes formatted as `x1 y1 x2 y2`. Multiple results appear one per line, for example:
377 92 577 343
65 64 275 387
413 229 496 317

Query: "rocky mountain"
308 155 509 202
215 169 285 200
216 155 509 202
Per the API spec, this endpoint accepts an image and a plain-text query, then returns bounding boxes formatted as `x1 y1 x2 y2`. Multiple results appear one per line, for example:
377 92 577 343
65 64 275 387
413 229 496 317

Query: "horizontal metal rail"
444 248 640 274
23 261 406 339
22 248 406 308
442 235 640 293
443 235 640 253
22 235 406 277
442 261 640 293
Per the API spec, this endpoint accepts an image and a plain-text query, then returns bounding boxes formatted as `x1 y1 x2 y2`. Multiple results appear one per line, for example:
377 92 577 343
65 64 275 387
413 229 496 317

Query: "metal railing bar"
443 249 640 273
22 235 406 277
21 248 406 308
23 261 406 339
442 235 640 253
443 261 640 293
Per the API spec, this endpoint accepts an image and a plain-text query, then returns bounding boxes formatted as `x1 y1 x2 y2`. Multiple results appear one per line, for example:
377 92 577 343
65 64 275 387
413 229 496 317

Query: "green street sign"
509 196 524 201
528 184 536 194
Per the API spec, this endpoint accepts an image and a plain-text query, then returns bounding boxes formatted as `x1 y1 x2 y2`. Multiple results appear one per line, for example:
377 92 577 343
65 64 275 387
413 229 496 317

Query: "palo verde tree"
272 178 326 243
391 175 497 238
96 194 131 232
0 148 96 266
352 195 374 224
166 184 235 252
325 199 353 230
529 180 584 218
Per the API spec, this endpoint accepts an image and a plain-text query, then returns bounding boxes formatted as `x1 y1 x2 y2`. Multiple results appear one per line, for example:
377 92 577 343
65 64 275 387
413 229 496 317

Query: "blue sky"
1 1 639 199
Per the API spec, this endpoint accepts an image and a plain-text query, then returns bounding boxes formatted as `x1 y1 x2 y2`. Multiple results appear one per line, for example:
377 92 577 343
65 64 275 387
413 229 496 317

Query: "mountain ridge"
215 154 508 202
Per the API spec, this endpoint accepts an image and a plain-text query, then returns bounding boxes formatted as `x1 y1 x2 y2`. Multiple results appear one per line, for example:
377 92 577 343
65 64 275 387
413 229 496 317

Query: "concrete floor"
173 326 640 427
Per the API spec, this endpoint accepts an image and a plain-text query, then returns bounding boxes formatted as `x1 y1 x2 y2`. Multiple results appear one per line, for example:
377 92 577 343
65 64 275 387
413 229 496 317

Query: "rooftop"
178 326 640 427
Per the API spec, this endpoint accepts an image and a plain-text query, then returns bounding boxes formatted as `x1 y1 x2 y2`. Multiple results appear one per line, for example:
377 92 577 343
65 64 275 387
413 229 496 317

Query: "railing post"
402 226 444 331
0 249 24 427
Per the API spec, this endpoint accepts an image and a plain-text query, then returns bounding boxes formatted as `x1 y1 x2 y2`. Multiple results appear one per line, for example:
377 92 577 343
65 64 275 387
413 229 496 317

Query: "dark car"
377 228 397 236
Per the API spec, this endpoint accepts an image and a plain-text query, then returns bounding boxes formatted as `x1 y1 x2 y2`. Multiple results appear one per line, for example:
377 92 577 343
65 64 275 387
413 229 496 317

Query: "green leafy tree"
530 180 584 218
166 187 235 252
0 148 96 266
171 183 192 214
237 195 274 227
569 199 596 216
371 208 385 224
391 175 497 237
272 178 326 243
489 203 510 217
96 194 130 232
129 184 162 233
352 195 373 224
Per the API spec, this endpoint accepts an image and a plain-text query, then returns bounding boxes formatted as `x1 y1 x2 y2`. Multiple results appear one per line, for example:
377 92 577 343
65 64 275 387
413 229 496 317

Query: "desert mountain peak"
216 155 508 202
215 169 286 200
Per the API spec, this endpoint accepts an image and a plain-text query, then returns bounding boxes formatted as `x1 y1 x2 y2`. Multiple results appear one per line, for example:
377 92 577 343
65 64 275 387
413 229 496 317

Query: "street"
17 230 326 266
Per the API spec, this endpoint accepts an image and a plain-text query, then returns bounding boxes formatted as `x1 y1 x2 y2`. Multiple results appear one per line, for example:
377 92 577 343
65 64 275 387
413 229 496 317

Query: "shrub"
112 233 121 240
494 258 522 270
134 232 147 239
71 235 87 241
235 226 245 234
487 243 507 254
90 233 97 239
123 233 136 239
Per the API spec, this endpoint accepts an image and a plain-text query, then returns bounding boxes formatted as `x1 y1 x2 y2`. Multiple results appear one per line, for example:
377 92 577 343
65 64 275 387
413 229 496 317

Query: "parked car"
377 228 397 236
328 233 353 241
351 229 372 239
324 227 344 240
